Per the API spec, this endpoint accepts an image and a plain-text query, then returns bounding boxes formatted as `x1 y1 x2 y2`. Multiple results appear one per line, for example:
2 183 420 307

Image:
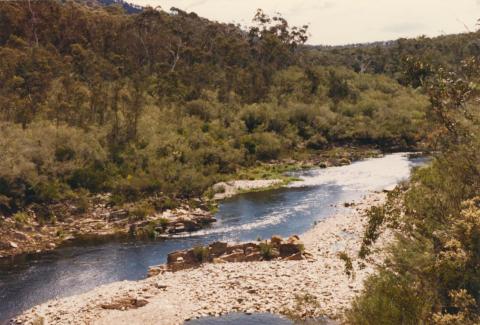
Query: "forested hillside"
310 32 480 87
0 0 430 215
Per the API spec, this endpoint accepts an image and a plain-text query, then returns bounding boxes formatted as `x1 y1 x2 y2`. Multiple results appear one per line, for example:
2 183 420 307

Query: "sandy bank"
14 190 391 325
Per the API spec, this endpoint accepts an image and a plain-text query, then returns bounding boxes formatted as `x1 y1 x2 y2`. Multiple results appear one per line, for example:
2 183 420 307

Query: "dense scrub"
348 58 480 324
0 1 429 215
310 32 480 87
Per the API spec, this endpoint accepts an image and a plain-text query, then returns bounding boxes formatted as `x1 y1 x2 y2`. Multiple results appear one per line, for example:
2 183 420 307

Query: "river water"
0 153 425 323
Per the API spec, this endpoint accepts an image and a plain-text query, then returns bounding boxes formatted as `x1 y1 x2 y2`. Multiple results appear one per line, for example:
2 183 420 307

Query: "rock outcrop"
148 235 310 276
0 201 215 259
132 208 216 237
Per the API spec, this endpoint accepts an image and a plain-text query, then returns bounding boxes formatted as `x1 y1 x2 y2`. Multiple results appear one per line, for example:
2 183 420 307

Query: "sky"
129 0 480 45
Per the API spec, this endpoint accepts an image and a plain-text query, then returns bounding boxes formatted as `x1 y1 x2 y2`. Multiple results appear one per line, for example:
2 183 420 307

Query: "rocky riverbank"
0 198 215 259
1 147 382 259
14 190 393 324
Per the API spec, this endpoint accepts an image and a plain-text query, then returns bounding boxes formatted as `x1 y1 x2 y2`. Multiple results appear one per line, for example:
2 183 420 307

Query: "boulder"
167 251 185 264
243 252 263 262
148 265 166 277
237 242 258 252
212 257 226 264
285 252 304 261
12 231 30 241
220 251 246 262
209 242 228 256
318 162 328 169
167 249 199 269
109 209 128 220
287 235 300 244
338 158 352 166
279 243 301 257
270 235 283 246
269 248 280 259
174 223 186 232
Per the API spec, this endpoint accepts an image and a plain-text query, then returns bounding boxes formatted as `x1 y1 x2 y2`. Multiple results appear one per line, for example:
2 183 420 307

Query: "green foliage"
259 242 276 260
296 243 305 253
349 57 480 324
152 197 178 212
283 293 321 320
0 1 428 216
128 201 154 220
136 221 159 239
245 132 283 161
337 251 355 279
306 134 328 150
13 211 29 225
359 206 386 259
310 33 480 83
347 270 431 324
74 189 90 214
234 162 300 183
192 246 209 263
158 218 170 228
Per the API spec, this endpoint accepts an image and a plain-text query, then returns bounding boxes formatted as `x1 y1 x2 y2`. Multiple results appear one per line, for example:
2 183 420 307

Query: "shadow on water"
0 153 427 323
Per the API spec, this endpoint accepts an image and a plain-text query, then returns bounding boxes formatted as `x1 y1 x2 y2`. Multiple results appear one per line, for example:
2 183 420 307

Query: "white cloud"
131 0 480 45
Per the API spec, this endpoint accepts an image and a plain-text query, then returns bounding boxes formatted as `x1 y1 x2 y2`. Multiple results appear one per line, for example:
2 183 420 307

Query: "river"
0 153 425 323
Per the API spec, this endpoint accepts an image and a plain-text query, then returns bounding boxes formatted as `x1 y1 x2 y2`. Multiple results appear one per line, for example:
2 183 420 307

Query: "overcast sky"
130 0 480 45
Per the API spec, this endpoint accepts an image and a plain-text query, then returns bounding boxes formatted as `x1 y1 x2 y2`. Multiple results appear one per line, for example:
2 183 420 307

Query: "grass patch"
13 212 30 225
259 242 279 260
192 246 210 262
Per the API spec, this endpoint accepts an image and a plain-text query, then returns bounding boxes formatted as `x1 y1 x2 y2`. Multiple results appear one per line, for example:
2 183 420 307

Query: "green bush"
337 251 354 278
152 196 178 211
347 270 430 324
193 246 210 263
74 189 90 213
259 242 277 260
32 180 70 203
128 201 155 220
306 134 328 150
359 206 386 259
68 163 110 193
13 211 29 225
184 99 213 122
242 107 266 133
244 132 283 161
